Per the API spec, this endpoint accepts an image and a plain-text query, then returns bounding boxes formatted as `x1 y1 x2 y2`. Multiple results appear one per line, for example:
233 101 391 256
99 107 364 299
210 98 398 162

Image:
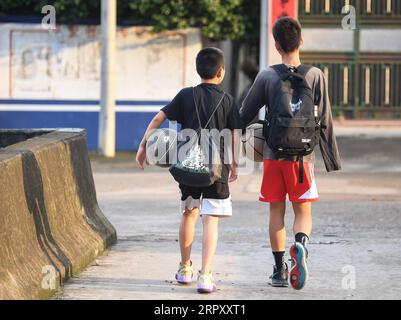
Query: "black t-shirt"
162 83 243 183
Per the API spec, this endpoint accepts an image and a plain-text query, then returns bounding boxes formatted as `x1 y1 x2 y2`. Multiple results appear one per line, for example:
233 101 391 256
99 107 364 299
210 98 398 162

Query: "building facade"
0 24 201 151
293 0 400 118
0 1 400 152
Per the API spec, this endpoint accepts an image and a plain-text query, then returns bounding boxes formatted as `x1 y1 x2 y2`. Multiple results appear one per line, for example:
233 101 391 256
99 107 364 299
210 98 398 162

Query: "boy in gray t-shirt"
240 17 341 290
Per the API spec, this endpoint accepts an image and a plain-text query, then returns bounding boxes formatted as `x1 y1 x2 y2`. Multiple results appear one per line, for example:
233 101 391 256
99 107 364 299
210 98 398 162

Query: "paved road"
57 137 401 300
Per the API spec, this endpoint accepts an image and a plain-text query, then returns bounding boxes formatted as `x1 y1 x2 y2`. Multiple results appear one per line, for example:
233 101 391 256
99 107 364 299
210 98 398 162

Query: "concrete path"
57 136 401 300
335 120 401 138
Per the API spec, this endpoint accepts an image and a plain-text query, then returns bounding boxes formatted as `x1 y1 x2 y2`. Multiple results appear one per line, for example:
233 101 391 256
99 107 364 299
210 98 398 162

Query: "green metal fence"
299 0 401 26
299 0 401 117
303 61 401 116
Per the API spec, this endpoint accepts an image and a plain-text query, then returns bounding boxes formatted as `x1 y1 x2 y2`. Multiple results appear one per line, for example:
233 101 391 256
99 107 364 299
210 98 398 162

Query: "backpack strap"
272 64 311 90
272 64 313 79
296 65 321 112
296 64 313 77
193 87 226 131
265 64 288 119
298 156 304 184
193 87 203 131
271 64 290 80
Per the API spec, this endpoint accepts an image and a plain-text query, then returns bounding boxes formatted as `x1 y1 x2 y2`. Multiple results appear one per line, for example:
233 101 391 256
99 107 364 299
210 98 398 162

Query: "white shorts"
181 196 232 217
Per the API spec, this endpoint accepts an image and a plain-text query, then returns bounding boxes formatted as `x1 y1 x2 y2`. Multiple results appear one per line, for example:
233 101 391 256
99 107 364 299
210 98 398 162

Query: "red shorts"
259 160 319 203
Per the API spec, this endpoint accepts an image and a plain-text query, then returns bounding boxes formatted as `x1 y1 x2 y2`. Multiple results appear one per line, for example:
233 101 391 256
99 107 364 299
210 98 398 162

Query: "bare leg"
290 202 312 290
269 202 286 251
292 202 312 237
201 215 219 274
179 208 199 266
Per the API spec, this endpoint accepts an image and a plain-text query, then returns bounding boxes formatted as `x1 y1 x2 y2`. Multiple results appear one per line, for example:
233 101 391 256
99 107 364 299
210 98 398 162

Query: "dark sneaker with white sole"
269 262 289 287
289 242 309 290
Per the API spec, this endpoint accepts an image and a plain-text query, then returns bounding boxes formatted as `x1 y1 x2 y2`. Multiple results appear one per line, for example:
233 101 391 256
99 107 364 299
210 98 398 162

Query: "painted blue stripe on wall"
0 111 171 151
0 99 170 106
0 99 174 151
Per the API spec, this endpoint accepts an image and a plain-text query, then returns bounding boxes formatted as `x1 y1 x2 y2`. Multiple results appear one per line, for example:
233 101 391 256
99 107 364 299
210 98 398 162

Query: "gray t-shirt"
240 64 341 172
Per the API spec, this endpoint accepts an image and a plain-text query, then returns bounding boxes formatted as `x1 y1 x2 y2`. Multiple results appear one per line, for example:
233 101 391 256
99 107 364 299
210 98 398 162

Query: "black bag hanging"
169 87 226 188
263 64 321 183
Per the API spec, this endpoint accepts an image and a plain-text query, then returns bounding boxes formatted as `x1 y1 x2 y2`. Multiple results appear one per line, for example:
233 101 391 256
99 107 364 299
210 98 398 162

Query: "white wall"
301 28 401 53
360 29 401 52
302 28 354 52
0 24 202 100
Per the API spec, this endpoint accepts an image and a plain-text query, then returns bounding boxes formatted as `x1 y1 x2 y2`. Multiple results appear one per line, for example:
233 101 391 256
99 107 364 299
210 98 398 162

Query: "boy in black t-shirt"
136 48 242 294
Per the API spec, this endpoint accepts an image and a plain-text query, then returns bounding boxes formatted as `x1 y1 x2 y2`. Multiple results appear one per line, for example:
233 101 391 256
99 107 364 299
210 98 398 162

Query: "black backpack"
263 64 320 183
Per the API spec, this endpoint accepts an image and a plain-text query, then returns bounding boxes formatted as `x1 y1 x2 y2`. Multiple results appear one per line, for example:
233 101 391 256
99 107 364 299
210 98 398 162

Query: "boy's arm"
240 71 267 127
136 89 183 169
136 111 167 169
227 98 243 182
318 72 342 172
229 129 240 183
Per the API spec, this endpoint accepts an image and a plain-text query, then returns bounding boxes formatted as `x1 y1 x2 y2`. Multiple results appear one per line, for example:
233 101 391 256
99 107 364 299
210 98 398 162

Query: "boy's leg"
259 160 289 286
283 160 318 288
196 214 220 293
197 183 231 293
199 183 231 274
269 202 289 287
176 207 199 284
289 201 312 290
269 202 286 252
179 208 199 266
201 215 219 274
292 202 312 239
286 161 317 241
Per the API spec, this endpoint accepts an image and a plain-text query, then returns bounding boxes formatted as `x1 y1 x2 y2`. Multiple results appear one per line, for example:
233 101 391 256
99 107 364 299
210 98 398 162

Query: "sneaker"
269 262 289 287
175 262 194 285
289 242 309 290
196 271 217 294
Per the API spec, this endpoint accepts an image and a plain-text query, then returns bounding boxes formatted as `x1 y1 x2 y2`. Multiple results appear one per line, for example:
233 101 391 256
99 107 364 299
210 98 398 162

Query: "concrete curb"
0 129 117 299
334 121 401 138
335 128 401 138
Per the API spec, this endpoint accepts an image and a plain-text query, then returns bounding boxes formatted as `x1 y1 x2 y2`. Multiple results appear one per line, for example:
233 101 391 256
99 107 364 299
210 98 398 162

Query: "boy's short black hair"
196 47 225 79
272 17 302 53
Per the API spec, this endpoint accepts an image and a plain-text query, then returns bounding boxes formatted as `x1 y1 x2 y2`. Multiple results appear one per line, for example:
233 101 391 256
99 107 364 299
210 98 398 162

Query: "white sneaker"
175 262 194 284
196 271 217 294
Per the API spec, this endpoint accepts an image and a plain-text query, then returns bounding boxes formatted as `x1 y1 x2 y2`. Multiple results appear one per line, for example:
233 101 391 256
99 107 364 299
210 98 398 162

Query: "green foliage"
50 0 101 22
0 0 100 21
0 0 38 16
130 0 248 40
0 0 259 42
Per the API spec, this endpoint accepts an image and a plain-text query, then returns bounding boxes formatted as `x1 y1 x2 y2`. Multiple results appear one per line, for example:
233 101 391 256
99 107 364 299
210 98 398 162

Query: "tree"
0 0 101 23
129 0 246 41
0 0 259 42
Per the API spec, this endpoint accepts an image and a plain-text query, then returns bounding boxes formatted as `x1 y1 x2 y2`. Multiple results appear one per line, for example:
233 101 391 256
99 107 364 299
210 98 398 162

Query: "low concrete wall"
0 129 117 299
0 129 51 149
